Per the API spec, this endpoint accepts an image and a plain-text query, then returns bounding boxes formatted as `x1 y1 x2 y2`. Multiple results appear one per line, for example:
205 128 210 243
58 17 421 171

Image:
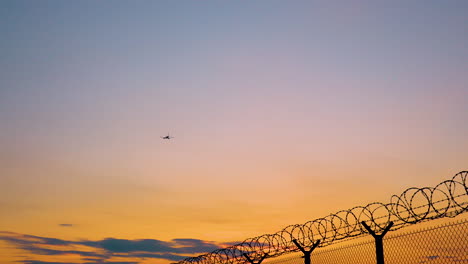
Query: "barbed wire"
177 171 468 264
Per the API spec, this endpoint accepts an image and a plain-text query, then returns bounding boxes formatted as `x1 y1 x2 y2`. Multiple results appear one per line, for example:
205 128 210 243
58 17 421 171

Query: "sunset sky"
1 1 467 264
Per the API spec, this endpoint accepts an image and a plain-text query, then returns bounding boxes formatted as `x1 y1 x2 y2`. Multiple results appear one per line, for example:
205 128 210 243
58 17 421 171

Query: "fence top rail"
176 171 468 264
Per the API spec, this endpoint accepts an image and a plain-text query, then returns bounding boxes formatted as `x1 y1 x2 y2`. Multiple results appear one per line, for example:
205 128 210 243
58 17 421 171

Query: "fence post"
292 239 321 264
361 221 394 264
243 253 268 264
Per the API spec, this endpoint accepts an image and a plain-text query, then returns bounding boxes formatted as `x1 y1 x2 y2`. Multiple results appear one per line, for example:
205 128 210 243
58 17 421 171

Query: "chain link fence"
263 217 468 264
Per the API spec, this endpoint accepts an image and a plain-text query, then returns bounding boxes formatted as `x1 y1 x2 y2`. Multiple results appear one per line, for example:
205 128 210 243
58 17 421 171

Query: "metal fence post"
243 253 268 264
292 239 321 264
361 221 394 264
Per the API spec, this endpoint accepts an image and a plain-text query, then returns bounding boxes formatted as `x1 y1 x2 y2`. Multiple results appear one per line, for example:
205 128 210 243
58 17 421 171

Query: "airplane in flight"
161 133 174 140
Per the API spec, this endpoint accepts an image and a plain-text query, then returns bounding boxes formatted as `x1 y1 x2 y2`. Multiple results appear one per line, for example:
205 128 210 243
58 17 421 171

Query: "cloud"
81 238 174 253
19 261 138 264
58 224 73 227
170 239 221 253
80 237 221 254
0 231 224 263
18 261 70 264
0 232 72 246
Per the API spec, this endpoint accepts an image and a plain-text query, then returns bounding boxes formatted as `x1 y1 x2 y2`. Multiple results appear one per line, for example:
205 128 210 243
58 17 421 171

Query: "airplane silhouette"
161 133 174 140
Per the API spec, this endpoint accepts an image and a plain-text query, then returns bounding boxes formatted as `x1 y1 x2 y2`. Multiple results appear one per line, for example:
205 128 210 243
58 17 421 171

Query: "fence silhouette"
177 171 468 264
263 217 468 264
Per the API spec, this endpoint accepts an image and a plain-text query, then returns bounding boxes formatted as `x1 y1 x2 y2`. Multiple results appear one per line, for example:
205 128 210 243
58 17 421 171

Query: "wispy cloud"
0 231 226 264
18 261 77 264
19 261 139 264
58 224 73 227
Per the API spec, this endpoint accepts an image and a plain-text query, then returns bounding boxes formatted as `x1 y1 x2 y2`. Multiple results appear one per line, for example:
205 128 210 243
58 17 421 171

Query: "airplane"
161 133 174 140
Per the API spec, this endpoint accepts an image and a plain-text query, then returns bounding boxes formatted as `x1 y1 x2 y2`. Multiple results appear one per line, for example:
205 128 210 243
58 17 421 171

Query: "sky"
1 0 467 263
